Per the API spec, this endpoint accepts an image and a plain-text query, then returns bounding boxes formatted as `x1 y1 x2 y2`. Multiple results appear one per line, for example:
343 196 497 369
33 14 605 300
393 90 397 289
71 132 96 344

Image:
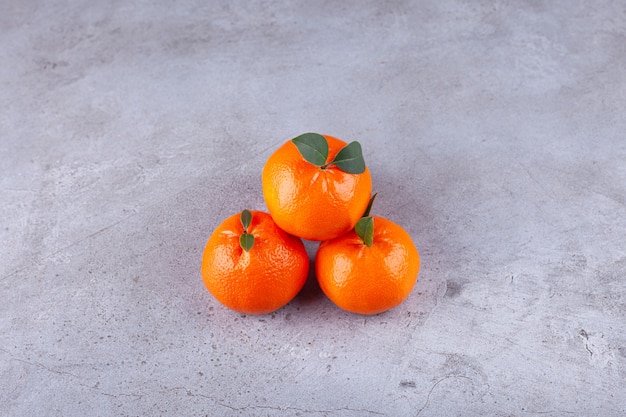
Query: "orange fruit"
262 133 372 241
201 210 309 314
315 215 420 315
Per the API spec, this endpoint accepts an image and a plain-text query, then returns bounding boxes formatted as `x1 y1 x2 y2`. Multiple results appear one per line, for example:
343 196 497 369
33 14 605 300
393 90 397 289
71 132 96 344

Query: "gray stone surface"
2 1 625 416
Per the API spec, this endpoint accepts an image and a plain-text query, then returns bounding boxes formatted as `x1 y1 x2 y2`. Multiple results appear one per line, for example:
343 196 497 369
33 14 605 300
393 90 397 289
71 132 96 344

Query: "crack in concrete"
579 329 594 358
0 347 81 379
415 375 473 417
216 403 385 415
1 347 147 401
164 388 385 415
420 280 447 328
169 386 216 401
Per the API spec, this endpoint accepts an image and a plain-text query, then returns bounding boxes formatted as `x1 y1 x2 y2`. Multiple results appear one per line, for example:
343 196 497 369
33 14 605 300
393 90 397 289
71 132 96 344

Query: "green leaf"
240 209 252 232
239 233 254 252
363 192 378 218
291 133 328 166
330 141 366 174
355 217 374 247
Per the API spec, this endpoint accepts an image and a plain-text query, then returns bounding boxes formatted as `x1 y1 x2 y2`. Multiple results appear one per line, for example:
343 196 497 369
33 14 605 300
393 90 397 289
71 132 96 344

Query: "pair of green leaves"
292 133 373 246
355 193 377 247
291 133 366 174
239 209 254 252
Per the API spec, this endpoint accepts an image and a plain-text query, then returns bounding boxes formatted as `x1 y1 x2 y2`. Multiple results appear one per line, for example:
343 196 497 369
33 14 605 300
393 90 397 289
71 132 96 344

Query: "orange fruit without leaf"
315 212 420 315
262 133 372 241
201 210 309 314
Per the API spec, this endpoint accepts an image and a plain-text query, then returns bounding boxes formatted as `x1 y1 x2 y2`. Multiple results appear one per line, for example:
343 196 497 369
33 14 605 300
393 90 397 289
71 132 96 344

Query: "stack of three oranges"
201 134 420 316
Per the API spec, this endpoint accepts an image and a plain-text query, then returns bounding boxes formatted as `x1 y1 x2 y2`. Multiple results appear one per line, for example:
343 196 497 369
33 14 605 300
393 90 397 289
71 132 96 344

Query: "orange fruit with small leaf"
262 133 372 241
201 210 309 314
315 195 420 315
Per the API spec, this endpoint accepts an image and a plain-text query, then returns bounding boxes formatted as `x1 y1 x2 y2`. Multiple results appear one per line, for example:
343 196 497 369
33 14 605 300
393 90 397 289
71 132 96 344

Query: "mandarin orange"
315 215 420 315
201 210 309 314
262 134 372 241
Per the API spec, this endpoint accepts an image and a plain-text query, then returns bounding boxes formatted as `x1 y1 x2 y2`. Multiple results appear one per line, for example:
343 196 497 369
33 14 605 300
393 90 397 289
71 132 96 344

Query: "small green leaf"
291 133 328 166
239 233 254 252
355 217 374 247
363 192 378 218
330 141 366 174
240 209 252 232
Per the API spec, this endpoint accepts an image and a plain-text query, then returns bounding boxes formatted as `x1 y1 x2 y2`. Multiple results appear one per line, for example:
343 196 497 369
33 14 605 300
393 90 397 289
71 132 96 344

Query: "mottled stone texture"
1 1 625 416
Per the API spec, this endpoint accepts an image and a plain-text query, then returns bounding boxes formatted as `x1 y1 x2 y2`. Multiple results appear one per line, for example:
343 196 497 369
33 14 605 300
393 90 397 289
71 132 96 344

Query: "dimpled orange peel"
262 133 372 241
201 210 309 314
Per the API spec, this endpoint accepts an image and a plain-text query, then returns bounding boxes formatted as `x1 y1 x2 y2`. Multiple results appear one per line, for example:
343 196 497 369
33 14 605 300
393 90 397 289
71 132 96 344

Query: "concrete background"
1 1 625 416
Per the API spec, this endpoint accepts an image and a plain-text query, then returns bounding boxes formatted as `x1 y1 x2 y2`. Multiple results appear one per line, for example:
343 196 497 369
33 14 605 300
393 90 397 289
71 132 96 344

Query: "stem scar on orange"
262 133 373 241
315 195 420 315
201 210 309 315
